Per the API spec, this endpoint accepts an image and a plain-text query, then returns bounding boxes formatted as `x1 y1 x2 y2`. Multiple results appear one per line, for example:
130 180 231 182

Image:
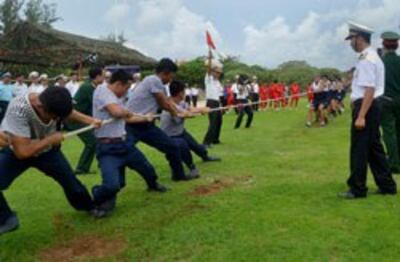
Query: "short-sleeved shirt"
74 81 95 116
232 83 250 100
0 94 57 154
351 47 385 101
382 52 400 98
29 84 45 94
160 101 188 137
205 74 223 101
93 85 127 138
13 83 28 98
0 83 14 102
127 75 166 115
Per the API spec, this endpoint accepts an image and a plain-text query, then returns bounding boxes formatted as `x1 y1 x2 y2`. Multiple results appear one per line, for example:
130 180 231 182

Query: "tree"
101 31 128 45
24 0 61 28
0 0 24 35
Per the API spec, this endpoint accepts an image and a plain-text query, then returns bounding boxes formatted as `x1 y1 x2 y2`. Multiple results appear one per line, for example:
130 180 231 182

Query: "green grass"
2 102 400 261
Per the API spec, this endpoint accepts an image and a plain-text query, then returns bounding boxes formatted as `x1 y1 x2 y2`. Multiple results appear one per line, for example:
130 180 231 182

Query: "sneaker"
305 122 312 128
190 168 200 179
172 173 200 182
0 213 19 236
89 208 107 219
337 191 366 200
99 197 117 213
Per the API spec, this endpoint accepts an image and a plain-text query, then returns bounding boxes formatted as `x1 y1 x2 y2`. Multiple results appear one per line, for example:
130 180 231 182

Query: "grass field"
2 102 400 261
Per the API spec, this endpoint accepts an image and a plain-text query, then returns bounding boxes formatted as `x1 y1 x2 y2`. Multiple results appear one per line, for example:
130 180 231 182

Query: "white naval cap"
345 21 374 40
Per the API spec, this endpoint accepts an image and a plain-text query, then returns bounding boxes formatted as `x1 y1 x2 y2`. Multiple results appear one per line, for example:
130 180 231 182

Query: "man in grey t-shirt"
0 87 104 236
126 58 198 181
91 70 167 214
160 81 221 177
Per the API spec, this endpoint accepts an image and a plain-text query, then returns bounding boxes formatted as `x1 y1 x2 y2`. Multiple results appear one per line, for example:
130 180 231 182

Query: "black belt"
97 137 125 144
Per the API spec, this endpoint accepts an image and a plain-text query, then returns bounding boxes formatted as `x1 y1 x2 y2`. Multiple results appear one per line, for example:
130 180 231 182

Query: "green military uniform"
69 81 97 174
381 31 400 173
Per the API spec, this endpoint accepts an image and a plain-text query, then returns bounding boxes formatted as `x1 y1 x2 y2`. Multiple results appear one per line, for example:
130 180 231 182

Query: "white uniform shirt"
205 74 223 101
65 81 80 98
351 47 385 101
29 83 45 94
233 83 250 100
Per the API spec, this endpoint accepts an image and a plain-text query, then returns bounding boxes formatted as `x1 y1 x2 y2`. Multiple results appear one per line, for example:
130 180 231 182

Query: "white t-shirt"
29 83 45 94
351 47 385 101
191 87 199 96
66 81 80 98
205 74 223 101
251 83 260 93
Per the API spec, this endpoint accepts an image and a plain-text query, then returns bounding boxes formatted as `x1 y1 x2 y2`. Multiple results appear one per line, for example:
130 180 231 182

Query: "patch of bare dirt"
188 176 253 197
39 234 126 262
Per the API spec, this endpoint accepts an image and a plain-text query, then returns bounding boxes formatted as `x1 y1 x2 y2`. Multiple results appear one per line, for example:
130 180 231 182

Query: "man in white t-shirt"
203 50 224 147
12 74 28 98
66 72 80 98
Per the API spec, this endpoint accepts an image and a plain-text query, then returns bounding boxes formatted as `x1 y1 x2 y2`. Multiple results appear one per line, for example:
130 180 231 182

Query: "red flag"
206 30 216 50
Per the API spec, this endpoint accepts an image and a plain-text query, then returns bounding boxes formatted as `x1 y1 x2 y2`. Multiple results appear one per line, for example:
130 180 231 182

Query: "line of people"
223 78 303 112
0 58 221 236
305 74 350 127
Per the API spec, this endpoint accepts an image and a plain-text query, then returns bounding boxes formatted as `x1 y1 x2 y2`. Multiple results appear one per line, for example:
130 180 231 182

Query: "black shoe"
203 156 221 162
375 189 397 196
212 141 222 145
0 213 19 236
337 191 365 200
148 183 169 193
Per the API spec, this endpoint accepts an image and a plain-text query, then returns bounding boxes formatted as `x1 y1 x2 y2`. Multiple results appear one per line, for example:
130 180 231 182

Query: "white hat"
2 72 11 78
39 74 48 81
29 71 39 79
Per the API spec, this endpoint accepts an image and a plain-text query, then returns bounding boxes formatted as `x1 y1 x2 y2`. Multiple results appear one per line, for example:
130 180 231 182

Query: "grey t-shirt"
160 101 188 137
93 84 127 138
0 94 57 153
127 75 166 114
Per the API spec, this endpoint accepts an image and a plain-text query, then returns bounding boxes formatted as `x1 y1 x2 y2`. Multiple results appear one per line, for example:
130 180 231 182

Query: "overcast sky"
46 0 400 69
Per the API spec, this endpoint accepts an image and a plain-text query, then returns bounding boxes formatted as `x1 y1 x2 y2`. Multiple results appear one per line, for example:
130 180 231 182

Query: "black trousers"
192 96 198 107
172 130 209 169
203 99 223 145
348 99 397 196
126 123 186 180
0 101 9 124
251 93 260 111
235 99 254 129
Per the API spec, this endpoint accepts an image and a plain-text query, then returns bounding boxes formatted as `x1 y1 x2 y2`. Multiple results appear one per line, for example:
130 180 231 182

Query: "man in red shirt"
290 82 301 108
259 83 269 111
